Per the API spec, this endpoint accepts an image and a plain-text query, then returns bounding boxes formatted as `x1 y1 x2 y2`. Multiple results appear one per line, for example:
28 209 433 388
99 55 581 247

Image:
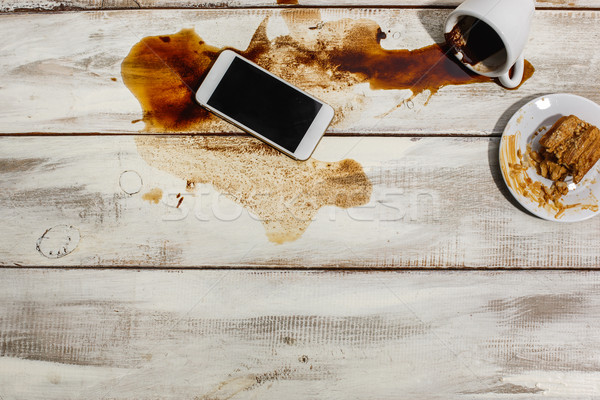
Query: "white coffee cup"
445 0 535 88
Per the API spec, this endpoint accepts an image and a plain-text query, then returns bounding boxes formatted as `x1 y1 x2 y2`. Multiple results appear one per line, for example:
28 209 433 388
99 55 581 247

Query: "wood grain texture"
0 5 598 399
0 0 596 12
1 269 599 399
2 135 600 268
1 9 600 135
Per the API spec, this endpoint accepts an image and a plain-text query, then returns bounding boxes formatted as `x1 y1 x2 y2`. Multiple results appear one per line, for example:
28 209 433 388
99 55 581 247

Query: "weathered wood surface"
1 2 600 398
2 135 600 268
1 269 599 399
1 9 599 135
0 0 596 12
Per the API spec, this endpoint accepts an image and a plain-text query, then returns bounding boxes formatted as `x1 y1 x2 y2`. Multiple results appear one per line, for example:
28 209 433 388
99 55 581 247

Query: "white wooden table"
1 1 600 398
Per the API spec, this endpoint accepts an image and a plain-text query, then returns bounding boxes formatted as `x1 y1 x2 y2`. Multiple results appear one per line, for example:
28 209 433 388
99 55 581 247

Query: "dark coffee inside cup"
445 16 507 73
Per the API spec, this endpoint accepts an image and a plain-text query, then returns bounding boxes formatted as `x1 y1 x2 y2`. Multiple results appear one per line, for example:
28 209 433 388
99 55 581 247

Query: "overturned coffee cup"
445 0 535 89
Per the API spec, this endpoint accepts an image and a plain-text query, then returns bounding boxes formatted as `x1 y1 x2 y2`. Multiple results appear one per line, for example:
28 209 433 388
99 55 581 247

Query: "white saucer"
499 93 600 222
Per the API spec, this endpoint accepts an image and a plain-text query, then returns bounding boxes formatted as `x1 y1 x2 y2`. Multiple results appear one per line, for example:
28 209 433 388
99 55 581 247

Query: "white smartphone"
195 50 334 161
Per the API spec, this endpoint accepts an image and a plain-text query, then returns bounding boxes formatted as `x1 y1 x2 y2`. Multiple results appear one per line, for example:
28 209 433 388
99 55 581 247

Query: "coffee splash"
122 16 530 242
121 17 534 132
135 136 372 244
142 188 163 204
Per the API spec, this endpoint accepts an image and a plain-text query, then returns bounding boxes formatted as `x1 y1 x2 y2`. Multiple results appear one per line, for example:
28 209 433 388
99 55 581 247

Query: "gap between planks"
6 6 600 11
0 132 500 137
3 265 600 271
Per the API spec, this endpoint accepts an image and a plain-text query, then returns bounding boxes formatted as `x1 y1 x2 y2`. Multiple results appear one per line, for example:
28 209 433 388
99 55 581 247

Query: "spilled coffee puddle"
121 17 534 132
327 24 532 98
121 29 221 132
135 136 372 244
123 16 530 243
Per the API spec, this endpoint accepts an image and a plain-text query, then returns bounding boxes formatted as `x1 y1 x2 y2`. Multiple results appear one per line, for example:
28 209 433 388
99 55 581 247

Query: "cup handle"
499 54 525 89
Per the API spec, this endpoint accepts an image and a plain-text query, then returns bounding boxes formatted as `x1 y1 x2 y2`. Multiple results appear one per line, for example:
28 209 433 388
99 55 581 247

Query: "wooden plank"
2 135 600 268
1 269 599 398
1 9 599 135
1 0 597 12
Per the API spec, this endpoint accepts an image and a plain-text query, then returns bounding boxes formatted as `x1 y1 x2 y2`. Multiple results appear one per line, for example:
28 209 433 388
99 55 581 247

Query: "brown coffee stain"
510 61 535 90
277 0 298 4
121 17 534 132
135 136 372 244
326 22 518 99
142 188 163 204
121 28 222 132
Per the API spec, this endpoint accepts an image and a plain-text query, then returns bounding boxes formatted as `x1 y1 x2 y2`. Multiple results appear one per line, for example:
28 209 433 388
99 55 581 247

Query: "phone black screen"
207 56 323 153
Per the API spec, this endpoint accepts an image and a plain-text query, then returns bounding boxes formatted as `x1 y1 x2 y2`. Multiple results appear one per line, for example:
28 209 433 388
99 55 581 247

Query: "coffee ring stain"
119 170 143 195
36 225 80 259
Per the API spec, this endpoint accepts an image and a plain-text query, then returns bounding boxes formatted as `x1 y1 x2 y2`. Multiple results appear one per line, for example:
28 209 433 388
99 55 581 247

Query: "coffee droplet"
135 136 372 244
142 188 163 204
121 16 534 132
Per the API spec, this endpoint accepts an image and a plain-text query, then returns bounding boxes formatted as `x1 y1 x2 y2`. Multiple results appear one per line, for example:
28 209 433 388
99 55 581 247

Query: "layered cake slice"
537 115 600 183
